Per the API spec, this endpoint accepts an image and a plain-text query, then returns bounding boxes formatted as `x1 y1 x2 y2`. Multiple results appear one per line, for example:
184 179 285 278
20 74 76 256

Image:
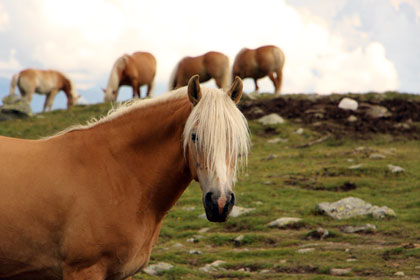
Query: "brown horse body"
9 69 79 112
104 52 156 101
169 51 230 90
232 45 285 95
0 76 249 280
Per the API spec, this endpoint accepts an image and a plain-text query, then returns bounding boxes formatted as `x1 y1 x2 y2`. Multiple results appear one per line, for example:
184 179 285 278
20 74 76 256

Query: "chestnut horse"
9 69 79 112
169 51 230 90
0 75 250 280
103 52 156 102
232 45 285 95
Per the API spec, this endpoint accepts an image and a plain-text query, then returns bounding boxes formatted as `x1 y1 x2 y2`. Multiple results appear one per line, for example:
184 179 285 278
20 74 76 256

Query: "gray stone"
338 98 358 111
388 164 405 173
347 115 358 122
263 153 277 161
306 227 329 240
198 227 210 233
199 260 226 273
294 128 304 134
349 164 362 170
297 248 315 253
188 250 202 255
394 271 405 276
363 104 391 119
316 197 396 220
257 113 285 125
267 137 288 144
330 268 352 276
234 235 245 246
369 153 386 159
143 262 173 276
341 224 377 233
268 217 303 228
230 206 256 218
0 94 32 120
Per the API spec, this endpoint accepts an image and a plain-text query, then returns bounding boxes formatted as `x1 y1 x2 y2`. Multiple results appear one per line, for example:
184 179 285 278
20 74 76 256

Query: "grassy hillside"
1 94 420 279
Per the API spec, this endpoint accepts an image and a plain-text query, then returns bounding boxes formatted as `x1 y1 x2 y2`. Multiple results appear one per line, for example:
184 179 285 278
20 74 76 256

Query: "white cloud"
390 0 420 21
0 3 9 31
0 49 21 77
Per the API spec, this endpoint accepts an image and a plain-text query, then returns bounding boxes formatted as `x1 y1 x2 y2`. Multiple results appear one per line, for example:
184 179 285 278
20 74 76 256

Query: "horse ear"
228 76 243 104
187 75 202 105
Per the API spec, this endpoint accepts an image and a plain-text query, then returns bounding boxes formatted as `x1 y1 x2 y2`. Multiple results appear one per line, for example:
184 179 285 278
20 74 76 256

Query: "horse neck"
77 97 193 219
105 57 125 94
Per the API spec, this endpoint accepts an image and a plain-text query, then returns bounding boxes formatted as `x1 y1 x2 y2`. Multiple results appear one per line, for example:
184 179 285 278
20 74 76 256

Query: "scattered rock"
0 94 32 120
338 98 358 111
294 128 304 134
247 106 265 116
263 153 277 161
369 153 386 159
268 217 303 229
305 227 330 240
257 113 285 125
330 268 352 276
349 164 362 170
267 137 288 144
234 235 245 246
143 262 174 276
388 164 405 173
347 115 357 122
181 206 196 211
259 269 271 274
198 227 210 233
362 104 391 119
297 248 315 253
199 260 226 273
346 258 357 262
186 235 203 243
316 197 396 220
188 250 202 255
394 271 405 276
229 206 256 218
340 224 376 233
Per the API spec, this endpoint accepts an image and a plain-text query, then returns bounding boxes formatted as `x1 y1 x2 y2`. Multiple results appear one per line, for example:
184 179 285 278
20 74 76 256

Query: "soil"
238 95 420 139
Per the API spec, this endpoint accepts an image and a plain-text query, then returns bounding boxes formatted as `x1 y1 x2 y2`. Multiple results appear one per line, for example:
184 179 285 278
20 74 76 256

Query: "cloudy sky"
0 0 419 111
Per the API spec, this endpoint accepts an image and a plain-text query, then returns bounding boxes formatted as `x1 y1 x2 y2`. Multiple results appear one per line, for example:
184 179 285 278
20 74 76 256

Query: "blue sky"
0 0 419 112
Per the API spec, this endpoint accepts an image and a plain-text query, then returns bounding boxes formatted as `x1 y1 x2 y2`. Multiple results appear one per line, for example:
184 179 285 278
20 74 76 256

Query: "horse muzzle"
203 191 235 222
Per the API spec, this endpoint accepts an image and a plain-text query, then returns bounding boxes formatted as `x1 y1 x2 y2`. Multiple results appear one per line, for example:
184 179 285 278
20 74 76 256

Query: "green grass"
2 94 420 279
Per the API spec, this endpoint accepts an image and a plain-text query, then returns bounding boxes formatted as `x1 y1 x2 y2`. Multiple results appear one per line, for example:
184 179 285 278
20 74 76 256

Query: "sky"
0 0 419 112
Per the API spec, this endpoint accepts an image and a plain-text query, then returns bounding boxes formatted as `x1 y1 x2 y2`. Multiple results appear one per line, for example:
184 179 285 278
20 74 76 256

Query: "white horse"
9 69 79 112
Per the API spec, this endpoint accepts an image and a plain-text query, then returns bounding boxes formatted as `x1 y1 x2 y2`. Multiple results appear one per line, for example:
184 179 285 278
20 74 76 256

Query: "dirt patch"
239 95 420 139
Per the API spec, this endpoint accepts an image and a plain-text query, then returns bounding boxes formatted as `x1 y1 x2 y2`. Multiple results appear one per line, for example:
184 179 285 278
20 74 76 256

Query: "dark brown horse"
103 52 156 102
0 75 250 280
9 69 79 112
169 51 230 90
232 45 285 95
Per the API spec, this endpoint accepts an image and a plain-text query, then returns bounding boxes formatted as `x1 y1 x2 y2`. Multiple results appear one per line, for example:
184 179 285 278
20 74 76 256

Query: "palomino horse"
232 45 285 95
169 51 230 90
9 68 79 112
103 52 156 102
0 75 250 280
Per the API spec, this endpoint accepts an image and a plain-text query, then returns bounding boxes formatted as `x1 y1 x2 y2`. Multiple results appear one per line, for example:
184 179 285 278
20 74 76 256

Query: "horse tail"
9 73 20 95
273 47 285 95
168 60 180 90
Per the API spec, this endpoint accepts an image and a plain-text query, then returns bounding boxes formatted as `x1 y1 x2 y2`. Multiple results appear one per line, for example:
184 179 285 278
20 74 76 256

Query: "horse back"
126 52 157 84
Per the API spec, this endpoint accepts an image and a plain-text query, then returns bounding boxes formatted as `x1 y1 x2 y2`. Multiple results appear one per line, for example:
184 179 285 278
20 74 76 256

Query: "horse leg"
132 82 140 99
146 81 154 97
254 79 259 92
43 89 59 112
276 69 283 95
267 72 280 95
62 263 106 280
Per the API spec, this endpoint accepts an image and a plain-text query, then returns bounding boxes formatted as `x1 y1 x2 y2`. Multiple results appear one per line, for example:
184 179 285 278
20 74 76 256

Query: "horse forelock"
61 73 78 99
183 88 250 181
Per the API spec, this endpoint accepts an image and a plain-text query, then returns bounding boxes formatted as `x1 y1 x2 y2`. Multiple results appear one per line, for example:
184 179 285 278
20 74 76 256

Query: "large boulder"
0 94 32 120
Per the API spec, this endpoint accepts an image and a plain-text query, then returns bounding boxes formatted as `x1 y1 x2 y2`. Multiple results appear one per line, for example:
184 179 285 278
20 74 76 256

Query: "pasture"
1 92 419 279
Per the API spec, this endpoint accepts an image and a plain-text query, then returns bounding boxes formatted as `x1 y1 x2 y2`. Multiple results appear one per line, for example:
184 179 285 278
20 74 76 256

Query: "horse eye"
191 133 198 142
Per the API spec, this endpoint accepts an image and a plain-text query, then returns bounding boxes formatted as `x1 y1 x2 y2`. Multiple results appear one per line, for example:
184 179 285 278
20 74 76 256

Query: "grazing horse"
103 52 156 102
169 51 230 90
0 75 250 280
232 45 285 95
9 69 79 112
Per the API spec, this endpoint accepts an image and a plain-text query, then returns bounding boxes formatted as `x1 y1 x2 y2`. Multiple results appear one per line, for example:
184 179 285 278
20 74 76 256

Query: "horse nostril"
230 192 235 205
205 192 213 204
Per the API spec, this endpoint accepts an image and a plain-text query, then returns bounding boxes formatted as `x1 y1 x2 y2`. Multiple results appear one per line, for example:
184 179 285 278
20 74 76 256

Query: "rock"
330 268 352 276
305 227 329 240
181 206 196 211
369 153 386 159
259 269 271 274
230 206 256 218
170 242 185 249
388 164 405 173
247 106 265 116
294 128 304 134
199 260 226 273
340 224 376 233
143 262 173 276
347 115 357 122
297 248 315 253
263 153 277 161
186 235 203 243
0 94 32 120
346 258 357 262
394 271 405 276
362 104 391 119
349 164 362 170
338 98 358 111
198 227 210 233
257 113 285 125
234 235 245 246
268 217 303 229
267 137 288 144
316 197 396 220
188 250 202 255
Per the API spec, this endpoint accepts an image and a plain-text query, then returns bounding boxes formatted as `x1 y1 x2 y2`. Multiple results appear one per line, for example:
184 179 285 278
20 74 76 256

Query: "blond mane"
183 87 250 181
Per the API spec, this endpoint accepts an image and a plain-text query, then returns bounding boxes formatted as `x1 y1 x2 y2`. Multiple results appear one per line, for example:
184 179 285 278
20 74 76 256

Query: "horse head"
103 88 117 102
184 75 249 222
